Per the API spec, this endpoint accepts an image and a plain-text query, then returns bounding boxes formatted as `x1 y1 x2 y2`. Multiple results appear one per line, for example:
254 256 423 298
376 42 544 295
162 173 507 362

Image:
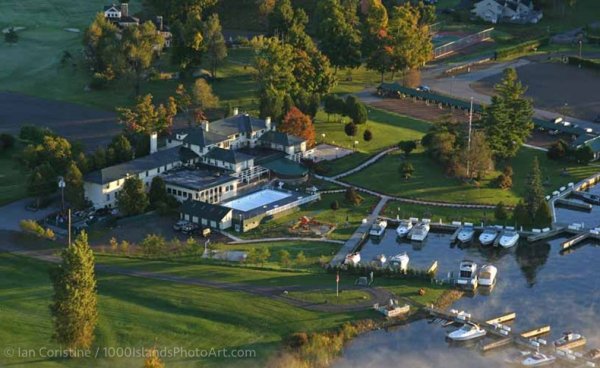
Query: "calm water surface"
336 185 600 368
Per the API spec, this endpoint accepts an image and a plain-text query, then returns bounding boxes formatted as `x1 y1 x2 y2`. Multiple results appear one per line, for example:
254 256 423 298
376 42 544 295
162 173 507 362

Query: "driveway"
0 198 59 231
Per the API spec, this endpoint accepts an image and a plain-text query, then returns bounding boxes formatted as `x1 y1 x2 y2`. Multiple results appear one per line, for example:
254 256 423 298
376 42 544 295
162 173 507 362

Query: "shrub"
19 219 54 240
495 37 549 60
547 140 569 160
344 122 357 137
139 234 167 257
344 187 363 205
330 200 340 210
19 125 54 144
363 129 373 141
574 146 594 164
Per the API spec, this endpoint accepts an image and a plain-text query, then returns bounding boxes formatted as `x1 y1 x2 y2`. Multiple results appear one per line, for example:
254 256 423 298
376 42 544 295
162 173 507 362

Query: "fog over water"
335 185 600 368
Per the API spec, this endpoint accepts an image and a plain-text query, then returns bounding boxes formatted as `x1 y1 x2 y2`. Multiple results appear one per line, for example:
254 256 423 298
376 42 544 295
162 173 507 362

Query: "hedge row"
495 37 549 60
568 56 600 70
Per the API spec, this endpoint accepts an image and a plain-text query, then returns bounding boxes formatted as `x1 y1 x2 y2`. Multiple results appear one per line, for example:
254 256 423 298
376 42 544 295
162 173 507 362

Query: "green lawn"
287 289 371 305
211 240 341 270
344 148 599 205
315 107 431 176
376 279 450 306
381 202 506 225
0 253 368 368
0 147 27 205
240 193 380 241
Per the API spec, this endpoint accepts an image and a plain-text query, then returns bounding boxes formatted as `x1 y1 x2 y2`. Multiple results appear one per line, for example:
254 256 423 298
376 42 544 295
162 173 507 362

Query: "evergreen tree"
524 156 545 219
534 201 553 227
49 231 98 352
117 177 149 216
108 134 134 164
149 176 168 207
484 68 534 160
344 122 358 137
363 129 373 142
512 200 530 227
65 161 86 209
494 201 508 221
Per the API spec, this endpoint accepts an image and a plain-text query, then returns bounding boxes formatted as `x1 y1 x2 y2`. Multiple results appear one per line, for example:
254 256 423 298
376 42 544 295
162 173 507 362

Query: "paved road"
0 198 59 231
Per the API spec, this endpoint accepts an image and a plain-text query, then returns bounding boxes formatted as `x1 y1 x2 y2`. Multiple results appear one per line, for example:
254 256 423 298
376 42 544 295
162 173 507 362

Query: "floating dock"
555 198 593 212
561 232 600 250
571 191 600 205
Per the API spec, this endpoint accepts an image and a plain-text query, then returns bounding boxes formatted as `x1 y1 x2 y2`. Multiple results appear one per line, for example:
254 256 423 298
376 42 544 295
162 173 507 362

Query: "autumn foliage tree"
117 94 177 135
279 107 316 147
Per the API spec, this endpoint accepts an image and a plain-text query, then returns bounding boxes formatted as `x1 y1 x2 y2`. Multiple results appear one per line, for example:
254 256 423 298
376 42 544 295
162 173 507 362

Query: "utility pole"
466 97 473 179
68 208 72 247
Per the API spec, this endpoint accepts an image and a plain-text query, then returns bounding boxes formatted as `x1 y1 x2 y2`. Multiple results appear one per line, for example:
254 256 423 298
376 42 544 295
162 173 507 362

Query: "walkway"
330 196 389 266
332 146 399 180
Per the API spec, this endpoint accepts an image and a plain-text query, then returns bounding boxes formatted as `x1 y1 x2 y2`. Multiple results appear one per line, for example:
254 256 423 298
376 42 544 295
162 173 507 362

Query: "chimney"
155 15 163 31
120 3 128 17
150 132 158 154
265 117 272 130
233 107 239 116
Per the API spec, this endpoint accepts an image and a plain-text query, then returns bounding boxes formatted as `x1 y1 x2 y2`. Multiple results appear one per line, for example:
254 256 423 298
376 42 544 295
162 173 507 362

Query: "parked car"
173 220 190 231
181 223 199 235
417 85 431 92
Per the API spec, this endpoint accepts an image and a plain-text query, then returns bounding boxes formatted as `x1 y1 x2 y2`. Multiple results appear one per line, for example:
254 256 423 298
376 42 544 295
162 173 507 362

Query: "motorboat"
478 264 497 287
410 220 430 242
370 219 388 237
456 260 478 289
447 322 486 341
499 228 520 248
504 351 532 365
396 220 413 238
479 228 499 246
553 331 587 349
373 254 387 266
457 223 475 243
344 252 361 266
389 252 409 272
521 353 556 367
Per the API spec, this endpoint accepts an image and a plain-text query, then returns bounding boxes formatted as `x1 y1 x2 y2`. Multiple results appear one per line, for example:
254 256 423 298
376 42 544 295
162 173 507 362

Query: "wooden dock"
561 232 600 250
555 198 593 212
571 191 600 205
480 326 551 352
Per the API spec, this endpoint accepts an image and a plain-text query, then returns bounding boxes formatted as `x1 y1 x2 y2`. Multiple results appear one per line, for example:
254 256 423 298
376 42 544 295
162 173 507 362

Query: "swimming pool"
222 189 292 212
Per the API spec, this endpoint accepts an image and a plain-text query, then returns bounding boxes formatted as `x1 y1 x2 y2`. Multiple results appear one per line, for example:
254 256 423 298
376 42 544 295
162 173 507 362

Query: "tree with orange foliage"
279 107 316 148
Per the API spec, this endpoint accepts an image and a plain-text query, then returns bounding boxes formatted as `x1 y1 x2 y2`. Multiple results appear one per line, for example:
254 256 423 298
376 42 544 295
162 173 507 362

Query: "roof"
180 127 228 148
261 158 308 177
103 4 120 11
258 130 305 146
208 114 268 137
204 147 254 164
181 200 232 222
84 146 191 185
162 169 237 191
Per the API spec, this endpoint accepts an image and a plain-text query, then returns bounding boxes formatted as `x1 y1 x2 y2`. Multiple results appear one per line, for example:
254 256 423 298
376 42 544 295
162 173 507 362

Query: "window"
157 167 161 173
167 188 172 194
145 171 149 177
106 194 110 201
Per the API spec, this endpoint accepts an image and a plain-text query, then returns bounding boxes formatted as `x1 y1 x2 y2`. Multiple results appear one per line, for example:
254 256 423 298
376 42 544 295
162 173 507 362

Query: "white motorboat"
344 252 361 266
479 228 499 246
478 264 497 287
389 252 409 272
457 223 475 243
447 322 486 341
499 229 520 248
373 254 387 265
410 221 430 242
504 351 532 365
396 220 413 238
521 353 556 367
456 260 478 289
370 219 388 237
553 331 587 349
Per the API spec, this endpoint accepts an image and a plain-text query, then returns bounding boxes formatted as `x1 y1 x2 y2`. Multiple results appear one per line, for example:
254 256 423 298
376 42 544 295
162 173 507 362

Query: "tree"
139 234 167 257
331 200 340 210
192 78 220 116
202 13 227 78
345 96 368 124
268 0 296 37
117 94 177 135
400 161 414 180
22 136 73 173
257 247 271 265
316 0 362 71
279 250 291 267
524 156 545 219
547 139 569 160
534 200 552 227
49 231 98 352
65 161 85 209
5 27 18 44
27 163 57 208
295 251 307 265
121 21 165 94
144 347 165 368
149 176 168 208
398 140 417 157
387 3 434 80
460 131 494 180
323 95 345 120
512 200 530 226
574 145 594 164
83 14 122 79
171 10 204 72
484 68 534 160
145 0 218 23
345 187 363 205
279 107 316 147
366 30 393 83
117 177 149 216
495 201 508 221
363 129 373 142
344 122 358 137
108 134 134 164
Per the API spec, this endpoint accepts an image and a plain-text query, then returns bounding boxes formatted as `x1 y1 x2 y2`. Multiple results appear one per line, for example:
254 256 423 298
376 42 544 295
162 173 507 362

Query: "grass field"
287 289 371 305
315 107 431 176
0 147 27 205
381 202 506 225
344 147 600 205
240 193 380 241
0 253 369 368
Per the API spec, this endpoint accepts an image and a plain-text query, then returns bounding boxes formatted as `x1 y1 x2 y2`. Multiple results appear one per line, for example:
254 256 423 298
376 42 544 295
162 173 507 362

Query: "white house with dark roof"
472 0 541 24
162 169 239 204
180 200 233 230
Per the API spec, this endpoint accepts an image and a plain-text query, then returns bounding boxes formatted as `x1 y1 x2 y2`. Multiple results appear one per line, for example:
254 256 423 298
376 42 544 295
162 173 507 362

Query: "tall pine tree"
524 156 545 219
50 231 98 352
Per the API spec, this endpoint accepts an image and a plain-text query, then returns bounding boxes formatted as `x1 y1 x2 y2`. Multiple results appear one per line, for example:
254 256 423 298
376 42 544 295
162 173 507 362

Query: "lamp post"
58 176 66 212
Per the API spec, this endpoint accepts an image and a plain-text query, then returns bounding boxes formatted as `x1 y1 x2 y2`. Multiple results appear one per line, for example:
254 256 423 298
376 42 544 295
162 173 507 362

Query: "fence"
265 193 320 217
433 28 494 59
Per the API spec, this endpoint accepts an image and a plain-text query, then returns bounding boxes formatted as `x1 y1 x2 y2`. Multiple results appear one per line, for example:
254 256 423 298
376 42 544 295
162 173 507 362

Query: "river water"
336 185 600 368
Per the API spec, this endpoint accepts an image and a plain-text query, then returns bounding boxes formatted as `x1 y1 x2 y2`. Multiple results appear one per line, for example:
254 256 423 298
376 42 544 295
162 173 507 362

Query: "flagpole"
466 97 473 179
